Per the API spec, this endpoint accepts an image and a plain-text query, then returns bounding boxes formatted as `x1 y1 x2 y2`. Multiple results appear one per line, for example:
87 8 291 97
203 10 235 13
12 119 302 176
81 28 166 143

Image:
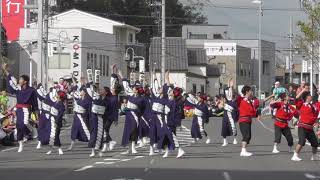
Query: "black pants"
239 122 251 144
104 120 113 143
274 125 293 146
298 127 319 148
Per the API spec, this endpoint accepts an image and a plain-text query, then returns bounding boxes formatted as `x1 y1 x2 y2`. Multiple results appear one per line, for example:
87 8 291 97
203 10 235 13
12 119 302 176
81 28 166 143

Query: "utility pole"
43 0 49 89
311 0 315 96
161 0 166 85
289 16 294 84
37 0 44 86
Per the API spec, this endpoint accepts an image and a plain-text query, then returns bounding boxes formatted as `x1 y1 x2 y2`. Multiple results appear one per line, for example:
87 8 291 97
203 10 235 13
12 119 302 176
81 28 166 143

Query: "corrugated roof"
187 48 207 65
206 65 220 77
150 37 188 71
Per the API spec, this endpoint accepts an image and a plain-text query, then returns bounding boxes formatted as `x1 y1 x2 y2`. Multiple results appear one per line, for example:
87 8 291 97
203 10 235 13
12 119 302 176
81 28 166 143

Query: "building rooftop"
150 37 188 71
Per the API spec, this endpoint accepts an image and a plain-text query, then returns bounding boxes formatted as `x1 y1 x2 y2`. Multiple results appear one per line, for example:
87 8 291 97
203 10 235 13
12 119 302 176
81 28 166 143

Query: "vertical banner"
2 0 26 41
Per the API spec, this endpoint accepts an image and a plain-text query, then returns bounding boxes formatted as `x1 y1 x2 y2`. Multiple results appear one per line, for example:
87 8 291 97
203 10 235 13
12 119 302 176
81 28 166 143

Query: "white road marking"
305 173 320 179
104 158 121 161
223 172 232 180
74 165 93 172
1 147 18 152
103 162 115 165
257 120 274 133
120 159 131 162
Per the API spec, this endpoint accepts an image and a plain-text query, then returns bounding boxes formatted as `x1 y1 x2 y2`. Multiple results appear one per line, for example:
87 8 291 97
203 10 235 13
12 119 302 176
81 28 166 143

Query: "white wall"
207 77 220 96
188 66 207 76
154 72 187 90
187 76 207 94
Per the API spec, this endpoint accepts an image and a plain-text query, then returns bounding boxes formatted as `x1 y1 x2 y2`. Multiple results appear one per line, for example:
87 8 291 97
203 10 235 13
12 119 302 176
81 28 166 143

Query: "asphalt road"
0 115 319 180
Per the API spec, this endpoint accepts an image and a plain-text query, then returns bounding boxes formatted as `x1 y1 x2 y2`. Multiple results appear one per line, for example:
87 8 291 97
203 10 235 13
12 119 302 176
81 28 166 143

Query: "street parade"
0 63 319 163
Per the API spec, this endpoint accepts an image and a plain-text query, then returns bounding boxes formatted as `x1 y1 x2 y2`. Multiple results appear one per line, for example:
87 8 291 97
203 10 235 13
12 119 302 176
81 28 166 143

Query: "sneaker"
272 147 280 154
205 138 211 144
36 141 41 150
240 149 253 157
58 148 64 155
291 154 302 161
17 142 23 153
101 143 108 152
162 148 169 158
222 139 228 147
233 139 238 145
149 146 155 156
99 152 103 157
89 149 96 158
109 141 116 151
176 148 185 158
131 143 138 154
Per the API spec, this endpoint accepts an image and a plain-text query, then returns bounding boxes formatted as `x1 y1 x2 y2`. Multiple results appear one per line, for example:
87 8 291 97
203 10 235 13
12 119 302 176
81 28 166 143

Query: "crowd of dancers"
1 63 320 162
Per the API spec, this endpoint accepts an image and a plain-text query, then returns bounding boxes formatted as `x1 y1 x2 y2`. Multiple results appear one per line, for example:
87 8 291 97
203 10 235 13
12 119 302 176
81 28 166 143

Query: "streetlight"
125 47 146 84
252 0 263 98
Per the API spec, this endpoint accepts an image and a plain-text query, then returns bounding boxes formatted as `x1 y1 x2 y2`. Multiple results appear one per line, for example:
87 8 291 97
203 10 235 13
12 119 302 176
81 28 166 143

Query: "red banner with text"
2 0 25 41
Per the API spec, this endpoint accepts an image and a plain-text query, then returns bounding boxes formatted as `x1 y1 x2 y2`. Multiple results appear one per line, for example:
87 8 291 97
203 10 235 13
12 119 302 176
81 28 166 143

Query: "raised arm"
2 64 20 94
118 69 134 96
186 93 199 105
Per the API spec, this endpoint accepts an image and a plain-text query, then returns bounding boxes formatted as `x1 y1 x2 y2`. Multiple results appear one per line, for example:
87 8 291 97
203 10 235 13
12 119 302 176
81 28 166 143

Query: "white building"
150 37 220 95
16 9 142 86
185 39 276 96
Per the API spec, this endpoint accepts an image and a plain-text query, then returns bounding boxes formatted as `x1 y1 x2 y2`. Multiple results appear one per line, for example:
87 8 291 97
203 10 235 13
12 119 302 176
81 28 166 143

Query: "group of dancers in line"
1 62 320 161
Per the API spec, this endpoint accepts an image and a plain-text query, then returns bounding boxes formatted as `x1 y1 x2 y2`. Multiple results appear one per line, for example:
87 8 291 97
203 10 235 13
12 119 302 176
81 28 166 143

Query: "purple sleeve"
31 89 39 112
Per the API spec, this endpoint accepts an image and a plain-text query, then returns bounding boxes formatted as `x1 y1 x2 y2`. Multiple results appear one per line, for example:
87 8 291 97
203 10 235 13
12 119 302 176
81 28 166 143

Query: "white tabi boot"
109 141 117 151
222 139 228 147
149 145 155 156
67 141 75 151
233 138 238 145
36 141 41 150
289 146 293 153
272 144 280 154
137 139 145 148
162 147 169 158
58 148 64 155
205 137 211 144
142 137 148 145
240 148 253 157
291 151 302 161
101 143 109 152
176 148 185 158
17 141 23 153
89 148 96 158
131 142 138 154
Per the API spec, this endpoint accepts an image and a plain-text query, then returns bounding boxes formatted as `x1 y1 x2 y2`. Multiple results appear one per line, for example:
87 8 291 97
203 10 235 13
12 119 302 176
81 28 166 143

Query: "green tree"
295 0 320 65
52 0 207 43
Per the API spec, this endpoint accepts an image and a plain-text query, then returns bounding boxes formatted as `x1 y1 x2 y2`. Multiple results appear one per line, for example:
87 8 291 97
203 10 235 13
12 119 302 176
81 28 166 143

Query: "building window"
48 53 71 69
189 33 207 39
240 63 244 76
99 55 102 72
213 34 223 39
129 33 133 43
218 63 226 74
87 53 91 69
248 64 251 77
201 85 205 94
90 53 94 69
106 56 109 76
94 54 97 70
263 61 270 75
102 55 106 76
192 84 197 93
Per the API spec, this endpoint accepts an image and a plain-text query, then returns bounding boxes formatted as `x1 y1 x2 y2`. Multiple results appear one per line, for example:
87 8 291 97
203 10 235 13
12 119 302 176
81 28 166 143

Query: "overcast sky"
182 0 307 52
